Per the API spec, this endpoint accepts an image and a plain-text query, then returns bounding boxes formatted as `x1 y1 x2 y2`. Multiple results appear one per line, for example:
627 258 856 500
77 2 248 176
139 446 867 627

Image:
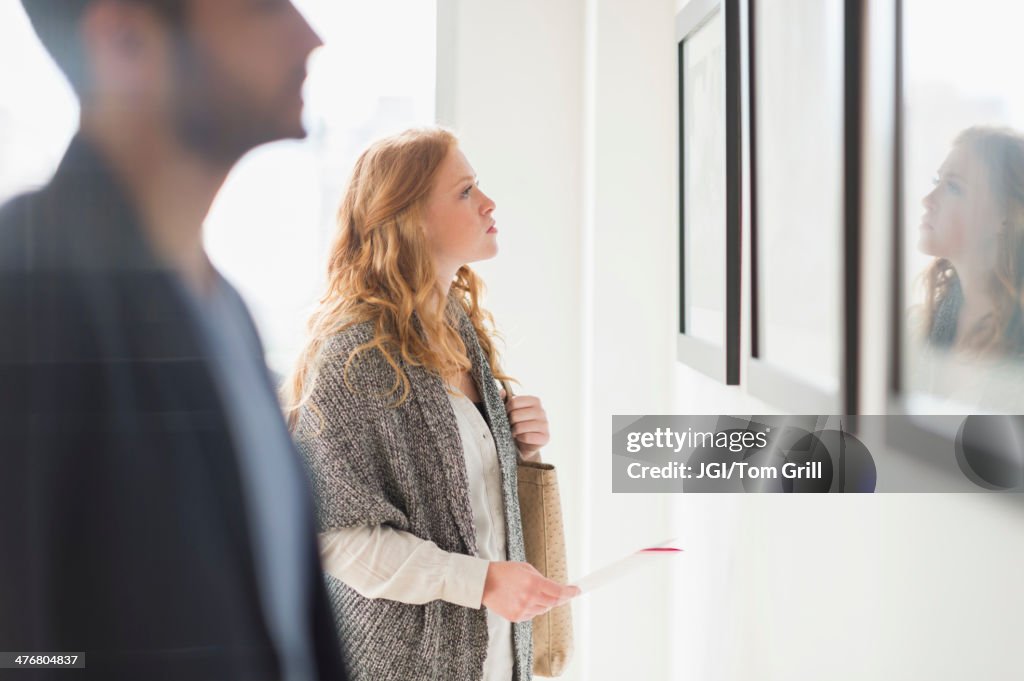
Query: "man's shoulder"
0 184 73 274
0 187 103 365
0 190 42 269
0 191 51 330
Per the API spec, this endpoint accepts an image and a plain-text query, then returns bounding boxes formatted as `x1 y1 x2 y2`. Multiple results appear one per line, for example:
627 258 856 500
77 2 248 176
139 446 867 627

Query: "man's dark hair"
20 0 184 96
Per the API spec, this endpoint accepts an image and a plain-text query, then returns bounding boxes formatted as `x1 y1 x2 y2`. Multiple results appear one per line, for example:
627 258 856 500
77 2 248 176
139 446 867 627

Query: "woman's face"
422 146 498 274
919 144 1004 263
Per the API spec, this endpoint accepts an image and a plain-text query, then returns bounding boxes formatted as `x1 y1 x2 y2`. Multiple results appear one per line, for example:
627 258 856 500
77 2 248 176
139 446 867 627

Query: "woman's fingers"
512 417 550 449
539 583 579 603
555 585 581 606
525 583 579 619
513 431 549 447
484 561 574 622
506 405 545 424
505 394 549 452
511 418 548 436
505 395 540 412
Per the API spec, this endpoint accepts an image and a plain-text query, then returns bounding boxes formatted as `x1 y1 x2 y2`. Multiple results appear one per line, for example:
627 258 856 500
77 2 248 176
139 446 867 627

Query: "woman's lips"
487 224 498 234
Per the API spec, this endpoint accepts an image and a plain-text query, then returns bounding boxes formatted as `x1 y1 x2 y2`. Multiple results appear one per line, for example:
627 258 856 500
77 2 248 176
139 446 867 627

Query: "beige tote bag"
505 382 574 677
516 460 574 676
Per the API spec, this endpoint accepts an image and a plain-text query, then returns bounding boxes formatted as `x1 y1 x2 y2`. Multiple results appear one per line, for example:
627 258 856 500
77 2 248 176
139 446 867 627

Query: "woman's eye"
931 175 962 196
460 185 473 198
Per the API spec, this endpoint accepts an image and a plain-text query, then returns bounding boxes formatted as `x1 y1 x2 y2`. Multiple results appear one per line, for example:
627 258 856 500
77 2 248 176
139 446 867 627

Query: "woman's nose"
922 187 937 210
480 191 496 215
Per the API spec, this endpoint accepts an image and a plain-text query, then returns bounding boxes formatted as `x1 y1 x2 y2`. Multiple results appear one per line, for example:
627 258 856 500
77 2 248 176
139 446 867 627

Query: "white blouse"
319 391 514 681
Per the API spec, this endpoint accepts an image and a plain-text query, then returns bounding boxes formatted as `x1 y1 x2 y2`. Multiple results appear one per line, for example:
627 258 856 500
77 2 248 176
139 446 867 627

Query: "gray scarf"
929 276 962 348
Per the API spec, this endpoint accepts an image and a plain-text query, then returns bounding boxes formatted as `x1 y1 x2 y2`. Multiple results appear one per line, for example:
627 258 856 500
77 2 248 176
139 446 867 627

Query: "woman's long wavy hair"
921 126 1024 356
283 128 509 429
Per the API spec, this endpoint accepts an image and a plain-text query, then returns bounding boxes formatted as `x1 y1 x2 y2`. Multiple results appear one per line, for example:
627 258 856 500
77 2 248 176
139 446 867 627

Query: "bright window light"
0 0 437 376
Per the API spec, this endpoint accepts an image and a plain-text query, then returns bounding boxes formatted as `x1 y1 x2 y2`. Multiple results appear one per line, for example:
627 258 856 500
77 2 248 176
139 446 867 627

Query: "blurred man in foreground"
0 1 344 678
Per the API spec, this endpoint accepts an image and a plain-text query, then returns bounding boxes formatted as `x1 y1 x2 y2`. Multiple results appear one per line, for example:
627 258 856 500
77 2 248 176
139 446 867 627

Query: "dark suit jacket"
0 137 345 680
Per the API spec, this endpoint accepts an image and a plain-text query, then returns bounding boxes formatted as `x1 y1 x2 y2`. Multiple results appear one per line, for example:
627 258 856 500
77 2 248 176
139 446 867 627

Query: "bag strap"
500 379 515 401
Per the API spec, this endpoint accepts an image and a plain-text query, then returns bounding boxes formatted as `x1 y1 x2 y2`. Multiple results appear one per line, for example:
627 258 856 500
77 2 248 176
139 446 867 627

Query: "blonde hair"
283 127 509 428
921 126 1024 355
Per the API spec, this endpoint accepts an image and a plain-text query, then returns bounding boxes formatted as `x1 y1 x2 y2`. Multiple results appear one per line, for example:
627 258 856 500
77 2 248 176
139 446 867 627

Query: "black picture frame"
745 0 862 413
884 0 967 457
676 0 741 385
883 0 1011 471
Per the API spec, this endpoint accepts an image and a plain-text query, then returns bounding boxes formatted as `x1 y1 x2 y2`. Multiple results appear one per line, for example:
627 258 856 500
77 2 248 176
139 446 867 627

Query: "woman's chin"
463 248 499 267
917 234 939 256
480 242 499 261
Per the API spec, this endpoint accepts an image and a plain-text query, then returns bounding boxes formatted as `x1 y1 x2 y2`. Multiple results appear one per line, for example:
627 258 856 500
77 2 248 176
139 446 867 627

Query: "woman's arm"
320 525 579 621
319 525 489 609
295 329 410 532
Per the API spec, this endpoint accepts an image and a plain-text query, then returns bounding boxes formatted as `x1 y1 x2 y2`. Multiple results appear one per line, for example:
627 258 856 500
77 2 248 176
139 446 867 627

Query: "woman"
918 126 1024 355
284 128 577 681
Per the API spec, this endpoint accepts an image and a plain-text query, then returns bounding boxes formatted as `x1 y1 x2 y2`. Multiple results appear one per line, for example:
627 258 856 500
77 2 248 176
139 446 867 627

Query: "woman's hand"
503 393 549 459
481 561 580 623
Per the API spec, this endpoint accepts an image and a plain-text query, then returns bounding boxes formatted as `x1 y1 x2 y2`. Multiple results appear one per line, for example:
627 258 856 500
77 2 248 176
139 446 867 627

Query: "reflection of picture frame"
745 0 861 412
885 0 967 456
676 0 741 385
871 0 1024 488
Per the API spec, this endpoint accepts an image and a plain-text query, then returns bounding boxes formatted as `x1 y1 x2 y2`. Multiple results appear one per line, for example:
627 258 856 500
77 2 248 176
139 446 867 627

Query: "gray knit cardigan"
294 302 532 681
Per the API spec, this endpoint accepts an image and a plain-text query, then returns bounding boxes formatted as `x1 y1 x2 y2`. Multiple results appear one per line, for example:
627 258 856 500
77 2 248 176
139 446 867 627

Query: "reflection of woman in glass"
919 126 1024 356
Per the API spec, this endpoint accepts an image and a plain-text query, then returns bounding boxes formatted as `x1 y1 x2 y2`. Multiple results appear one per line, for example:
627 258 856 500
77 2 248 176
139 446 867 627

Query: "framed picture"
675 0 741 385
886 0 1024 465
746 0 861 413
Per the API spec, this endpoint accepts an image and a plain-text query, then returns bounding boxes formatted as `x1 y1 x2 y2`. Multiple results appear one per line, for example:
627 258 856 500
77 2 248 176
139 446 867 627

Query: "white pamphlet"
571 538 683 594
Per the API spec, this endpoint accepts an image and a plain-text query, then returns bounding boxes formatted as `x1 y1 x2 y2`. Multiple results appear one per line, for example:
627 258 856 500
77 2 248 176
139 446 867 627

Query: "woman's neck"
433 257 462 301
950 259 995 344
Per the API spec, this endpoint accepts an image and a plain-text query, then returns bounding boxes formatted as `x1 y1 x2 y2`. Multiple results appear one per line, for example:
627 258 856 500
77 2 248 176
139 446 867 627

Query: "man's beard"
169 37 306 165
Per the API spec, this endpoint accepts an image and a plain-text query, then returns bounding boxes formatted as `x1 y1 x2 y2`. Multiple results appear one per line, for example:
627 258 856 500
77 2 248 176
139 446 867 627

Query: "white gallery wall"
583 0 679 677
435 1 593 677
1 0 1019 677
444 0 1024 679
